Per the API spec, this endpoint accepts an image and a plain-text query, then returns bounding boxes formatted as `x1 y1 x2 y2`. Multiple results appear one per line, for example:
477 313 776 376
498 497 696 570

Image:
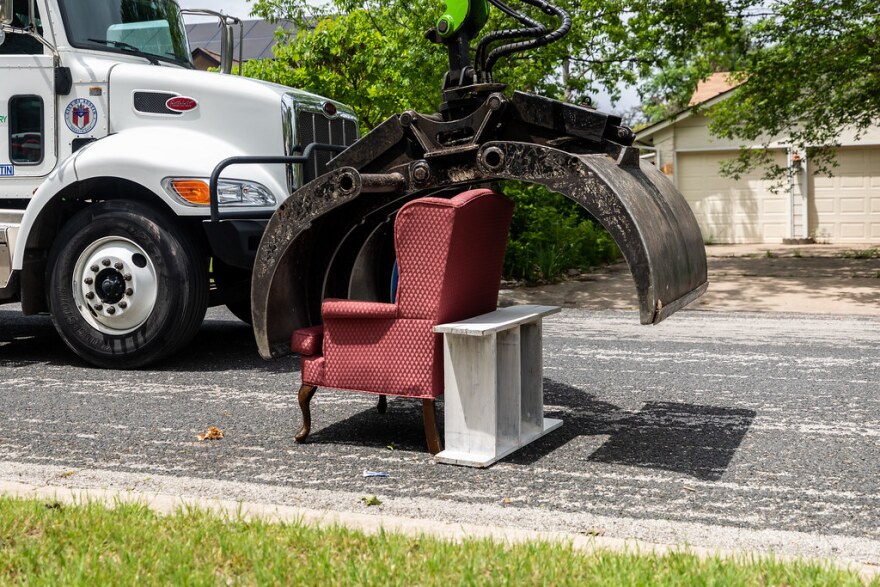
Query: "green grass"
0 496 874 586
838 248 880 259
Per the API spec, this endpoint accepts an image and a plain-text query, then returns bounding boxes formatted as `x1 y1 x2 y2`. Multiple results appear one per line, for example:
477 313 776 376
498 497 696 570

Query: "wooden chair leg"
295 384 318 443
377 394 387 414
422 399 442 455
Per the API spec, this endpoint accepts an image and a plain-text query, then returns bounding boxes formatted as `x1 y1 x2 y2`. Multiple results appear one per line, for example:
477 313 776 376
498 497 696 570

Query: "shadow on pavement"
506 379 756 481
0 309 295 374
306 395 434 453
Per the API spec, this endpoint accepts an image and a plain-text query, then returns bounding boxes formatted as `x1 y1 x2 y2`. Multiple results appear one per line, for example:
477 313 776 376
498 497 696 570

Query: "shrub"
501 181 621 282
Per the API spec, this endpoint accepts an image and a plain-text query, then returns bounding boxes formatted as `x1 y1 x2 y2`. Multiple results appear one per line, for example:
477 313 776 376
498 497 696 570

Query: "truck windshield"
59 0 192 67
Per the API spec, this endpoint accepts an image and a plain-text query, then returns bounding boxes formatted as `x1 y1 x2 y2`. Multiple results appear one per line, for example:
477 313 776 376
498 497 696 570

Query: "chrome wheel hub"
72 236 158 335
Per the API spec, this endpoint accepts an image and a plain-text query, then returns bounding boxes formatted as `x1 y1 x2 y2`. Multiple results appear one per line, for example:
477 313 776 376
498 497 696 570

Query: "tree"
638 0 879 180
245 0 747 130
707 0 880 180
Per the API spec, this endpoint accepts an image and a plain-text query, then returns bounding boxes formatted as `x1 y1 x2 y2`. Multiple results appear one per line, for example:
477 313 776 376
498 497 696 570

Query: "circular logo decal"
65 98 98 135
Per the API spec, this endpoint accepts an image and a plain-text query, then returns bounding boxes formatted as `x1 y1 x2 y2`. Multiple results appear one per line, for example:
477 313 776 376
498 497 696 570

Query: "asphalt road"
1 305 878 565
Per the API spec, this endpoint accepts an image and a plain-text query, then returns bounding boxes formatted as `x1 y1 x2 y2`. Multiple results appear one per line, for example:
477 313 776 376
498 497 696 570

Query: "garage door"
811 147 880 243
677 150 788 244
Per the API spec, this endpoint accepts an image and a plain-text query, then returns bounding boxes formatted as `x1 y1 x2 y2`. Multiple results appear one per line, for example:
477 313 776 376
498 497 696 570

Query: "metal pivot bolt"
85 292 95 300
101 258 111 266
124 274 132 281
90 265 99 273
107 306 116 315
411 161 431 183
114 262 123 270
84 277 93 285
118 301 128 309
125 288 134 296
94 303 103 311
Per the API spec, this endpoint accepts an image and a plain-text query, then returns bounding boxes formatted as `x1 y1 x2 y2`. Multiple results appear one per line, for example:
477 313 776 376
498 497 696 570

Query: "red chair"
290 188 514 453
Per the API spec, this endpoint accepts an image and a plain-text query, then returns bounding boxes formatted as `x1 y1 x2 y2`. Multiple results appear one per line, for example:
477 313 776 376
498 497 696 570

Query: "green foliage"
502 182 620 282
247 0 879 185
0 496 874 586
241 7 444 130
246 0 756 121
640 0 879 180
708 0 880 180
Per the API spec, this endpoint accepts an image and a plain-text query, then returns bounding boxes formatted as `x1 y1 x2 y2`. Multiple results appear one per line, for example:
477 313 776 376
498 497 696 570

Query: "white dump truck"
0 0 358 368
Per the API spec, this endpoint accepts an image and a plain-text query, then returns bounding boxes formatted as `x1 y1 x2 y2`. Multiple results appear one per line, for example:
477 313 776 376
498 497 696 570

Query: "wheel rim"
72 236 158 335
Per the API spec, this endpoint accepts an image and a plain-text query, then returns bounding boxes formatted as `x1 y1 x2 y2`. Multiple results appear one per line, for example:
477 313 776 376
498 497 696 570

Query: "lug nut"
114 262 123 270
124 274 132 281
90 265 99 273
125 288 134 296
107 306 116 315
84 277 93 285
85 292 95 300
94 303 103 311
118 301 128 309
101 258 111 266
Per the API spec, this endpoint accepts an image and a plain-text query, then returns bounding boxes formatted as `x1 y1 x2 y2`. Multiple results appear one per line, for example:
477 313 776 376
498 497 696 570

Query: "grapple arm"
251 92 707 359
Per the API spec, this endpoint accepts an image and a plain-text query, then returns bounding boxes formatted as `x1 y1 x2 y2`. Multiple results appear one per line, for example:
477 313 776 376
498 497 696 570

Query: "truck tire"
46 201 208 369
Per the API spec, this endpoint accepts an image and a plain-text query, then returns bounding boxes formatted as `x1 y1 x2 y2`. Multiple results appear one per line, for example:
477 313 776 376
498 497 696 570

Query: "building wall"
639 115 880 244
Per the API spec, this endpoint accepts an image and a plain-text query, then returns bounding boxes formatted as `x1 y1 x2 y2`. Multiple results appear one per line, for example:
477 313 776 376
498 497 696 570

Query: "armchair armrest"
321 299 398 320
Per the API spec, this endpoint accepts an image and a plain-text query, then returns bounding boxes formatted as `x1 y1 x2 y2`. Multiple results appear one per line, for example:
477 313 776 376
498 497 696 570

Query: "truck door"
0 0 57 197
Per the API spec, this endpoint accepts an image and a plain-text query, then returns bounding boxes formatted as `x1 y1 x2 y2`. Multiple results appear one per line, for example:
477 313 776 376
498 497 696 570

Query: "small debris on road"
361 495 382 506
197 426 224 441
363 470 389 478
683 485 696 492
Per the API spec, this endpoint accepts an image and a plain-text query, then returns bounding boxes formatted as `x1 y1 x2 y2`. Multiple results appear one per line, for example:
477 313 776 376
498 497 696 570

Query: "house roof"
636 74 742 143
688 72 740 106
191 47 241 68
185 19 297 61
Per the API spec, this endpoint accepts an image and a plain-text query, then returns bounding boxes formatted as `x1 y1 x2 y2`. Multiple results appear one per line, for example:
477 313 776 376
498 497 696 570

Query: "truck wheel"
47 201 208 369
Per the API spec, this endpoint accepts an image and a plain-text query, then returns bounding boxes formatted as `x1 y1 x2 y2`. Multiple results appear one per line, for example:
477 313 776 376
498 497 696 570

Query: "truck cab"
0 0 357 367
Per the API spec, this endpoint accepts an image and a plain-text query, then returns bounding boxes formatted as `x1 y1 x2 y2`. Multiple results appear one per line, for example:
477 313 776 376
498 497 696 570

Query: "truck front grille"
296 111 358 183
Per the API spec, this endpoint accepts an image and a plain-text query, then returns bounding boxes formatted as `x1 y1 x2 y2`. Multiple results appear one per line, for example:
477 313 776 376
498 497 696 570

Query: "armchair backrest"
394 189 514 323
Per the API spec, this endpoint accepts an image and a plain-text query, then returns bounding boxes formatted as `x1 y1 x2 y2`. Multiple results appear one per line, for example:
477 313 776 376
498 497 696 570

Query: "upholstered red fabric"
292 188 513 399
322 299 398 320
291 325 324 356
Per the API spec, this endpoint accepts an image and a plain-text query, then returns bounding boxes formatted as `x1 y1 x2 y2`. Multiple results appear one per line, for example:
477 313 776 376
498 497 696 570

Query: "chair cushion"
291 325 324 356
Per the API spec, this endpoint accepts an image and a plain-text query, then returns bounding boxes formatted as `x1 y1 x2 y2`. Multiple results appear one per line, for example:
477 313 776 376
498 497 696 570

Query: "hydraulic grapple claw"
251 93 707 359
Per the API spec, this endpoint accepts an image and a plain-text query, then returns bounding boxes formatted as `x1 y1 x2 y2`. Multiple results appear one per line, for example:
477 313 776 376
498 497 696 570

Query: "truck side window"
9 96 43 164
0 0 44 55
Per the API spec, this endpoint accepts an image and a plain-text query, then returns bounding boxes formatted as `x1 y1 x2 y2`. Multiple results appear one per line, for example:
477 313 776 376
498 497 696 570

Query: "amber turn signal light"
170 179 210 205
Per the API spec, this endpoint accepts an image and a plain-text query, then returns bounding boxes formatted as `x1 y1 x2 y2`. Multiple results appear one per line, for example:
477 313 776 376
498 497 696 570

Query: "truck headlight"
164 178 276 207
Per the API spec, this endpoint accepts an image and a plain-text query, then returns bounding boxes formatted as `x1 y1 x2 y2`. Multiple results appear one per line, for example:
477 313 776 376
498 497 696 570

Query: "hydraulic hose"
481 0 571 75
